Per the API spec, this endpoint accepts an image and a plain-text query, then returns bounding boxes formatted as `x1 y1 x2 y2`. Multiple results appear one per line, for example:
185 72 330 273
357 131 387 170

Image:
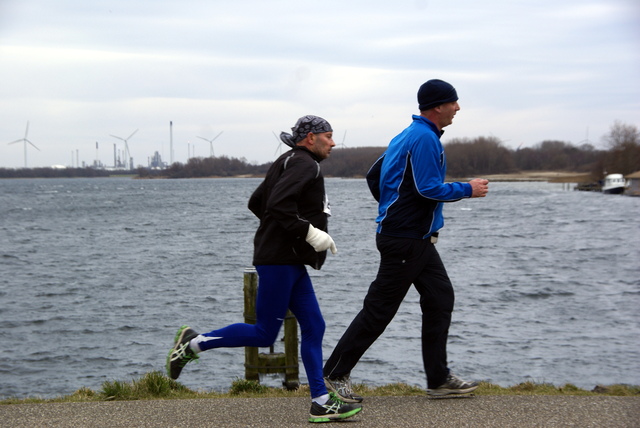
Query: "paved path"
1 395 638 427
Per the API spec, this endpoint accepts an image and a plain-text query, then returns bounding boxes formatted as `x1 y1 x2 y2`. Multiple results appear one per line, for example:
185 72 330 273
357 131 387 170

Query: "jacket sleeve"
248 180 265 218
411 135 472 201
266 154 318 238
366 154 384 202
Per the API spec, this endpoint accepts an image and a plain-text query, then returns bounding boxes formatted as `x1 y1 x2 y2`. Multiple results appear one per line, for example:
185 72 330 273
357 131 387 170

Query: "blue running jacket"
366 115 472 239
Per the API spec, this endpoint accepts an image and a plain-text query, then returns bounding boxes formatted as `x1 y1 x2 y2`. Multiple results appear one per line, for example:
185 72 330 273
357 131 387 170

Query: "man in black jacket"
166 115 362 423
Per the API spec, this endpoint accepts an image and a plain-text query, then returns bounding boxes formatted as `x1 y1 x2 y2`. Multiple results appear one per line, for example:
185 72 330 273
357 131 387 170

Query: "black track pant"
323 233 454 388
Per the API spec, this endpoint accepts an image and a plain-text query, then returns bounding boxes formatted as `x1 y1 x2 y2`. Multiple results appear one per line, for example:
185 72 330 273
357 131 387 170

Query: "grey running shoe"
166 325 199 380
309 392 362 423
427 372 478 396
324 375 364 403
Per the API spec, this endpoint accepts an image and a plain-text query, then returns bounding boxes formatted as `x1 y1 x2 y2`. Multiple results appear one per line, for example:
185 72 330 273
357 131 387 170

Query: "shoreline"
0 170 594 182
164 171 595 183
450 171 592 183
3 375 637 405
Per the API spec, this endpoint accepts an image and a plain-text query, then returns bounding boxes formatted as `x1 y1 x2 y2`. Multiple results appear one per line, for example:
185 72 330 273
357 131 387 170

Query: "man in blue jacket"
323 80 489 401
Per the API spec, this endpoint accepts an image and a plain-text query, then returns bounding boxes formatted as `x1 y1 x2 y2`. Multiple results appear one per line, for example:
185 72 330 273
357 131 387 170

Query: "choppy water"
1 177 639 399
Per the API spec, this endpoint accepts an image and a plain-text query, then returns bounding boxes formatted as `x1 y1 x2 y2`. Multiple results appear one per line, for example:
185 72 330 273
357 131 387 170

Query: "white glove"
305 224 337 255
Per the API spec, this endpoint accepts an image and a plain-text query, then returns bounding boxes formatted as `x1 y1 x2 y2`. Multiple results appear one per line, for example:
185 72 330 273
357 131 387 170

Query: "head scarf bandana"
280 115 333 148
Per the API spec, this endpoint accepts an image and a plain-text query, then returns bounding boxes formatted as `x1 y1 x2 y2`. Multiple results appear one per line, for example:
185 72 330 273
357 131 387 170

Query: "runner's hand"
306 225 337 254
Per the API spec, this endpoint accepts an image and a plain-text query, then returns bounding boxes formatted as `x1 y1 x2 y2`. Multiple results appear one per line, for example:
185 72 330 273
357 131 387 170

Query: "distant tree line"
2 122 637 181
599 121 640 177
137 155 270 178
321 147 386 177
443 137 604 177
322 121 639 180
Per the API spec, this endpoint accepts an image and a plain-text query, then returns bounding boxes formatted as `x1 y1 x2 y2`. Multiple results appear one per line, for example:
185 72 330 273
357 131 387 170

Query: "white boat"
602 174 626 194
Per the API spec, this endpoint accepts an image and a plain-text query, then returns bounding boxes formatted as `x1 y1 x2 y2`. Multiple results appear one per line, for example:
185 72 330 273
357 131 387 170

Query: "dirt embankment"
454 171 592 183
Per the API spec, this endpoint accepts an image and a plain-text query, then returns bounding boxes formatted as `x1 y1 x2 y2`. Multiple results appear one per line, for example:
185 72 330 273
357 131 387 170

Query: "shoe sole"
173 325 196 344
428 392 475 399
166 348 177 379
308 406 362 423
323 379 364 403
427 385 478 396
166 326 198 379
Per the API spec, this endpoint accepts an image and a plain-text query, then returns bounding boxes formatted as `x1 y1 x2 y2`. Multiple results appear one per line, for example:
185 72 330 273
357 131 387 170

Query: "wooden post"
243 267 300 390
243 267 260 382
282 309 299 390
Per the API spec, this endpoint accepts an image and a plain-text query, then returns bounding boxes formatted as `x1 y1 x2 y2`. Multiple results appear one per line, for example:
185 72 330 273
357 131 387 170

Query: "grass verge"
1 371 638 404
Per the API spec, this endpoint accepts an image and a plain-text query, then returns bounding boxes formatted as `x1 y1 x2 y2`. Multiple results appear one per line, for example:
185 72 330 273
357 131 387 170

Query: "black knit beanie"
417 79 458 111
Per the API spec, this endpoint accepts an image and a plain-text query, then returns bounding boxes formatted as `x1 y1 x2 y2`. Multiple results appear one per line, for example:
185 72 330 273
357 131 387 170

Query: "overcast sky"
1 0 638 169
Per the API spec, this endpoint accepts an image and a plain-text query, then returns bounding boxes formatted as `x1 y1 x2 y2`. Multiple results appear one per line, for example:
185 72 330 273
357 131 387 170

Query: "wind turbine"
197 131 224 157
577 127 593 146
109 129 138 169
338 130 348 148
8 121 40 168
273 131 284 156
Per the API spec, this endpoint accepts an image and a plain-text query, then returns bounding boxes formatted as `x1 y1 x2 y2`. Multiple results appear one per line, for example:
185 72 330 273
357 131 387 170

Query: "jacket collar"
292 145 323 162
412 114 445 137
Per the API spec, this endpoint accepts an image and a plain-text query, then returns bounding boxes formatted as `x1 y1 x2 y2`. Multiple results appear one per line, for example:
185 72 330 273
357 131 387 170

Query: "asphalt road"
1 395 638 427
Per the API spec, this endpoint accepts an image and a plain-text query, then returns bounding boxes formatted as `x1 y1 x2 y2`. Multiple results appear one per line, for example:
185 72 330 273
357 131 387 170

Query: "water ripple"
0 178 638 399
